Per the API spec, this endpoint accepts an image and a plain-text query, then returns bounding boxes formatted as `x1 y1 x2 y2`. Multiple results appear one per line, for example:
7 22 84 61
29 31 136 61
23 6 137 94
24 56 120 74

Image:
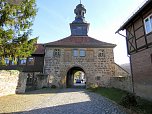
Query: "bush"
120 93 137 108
51 85 57 89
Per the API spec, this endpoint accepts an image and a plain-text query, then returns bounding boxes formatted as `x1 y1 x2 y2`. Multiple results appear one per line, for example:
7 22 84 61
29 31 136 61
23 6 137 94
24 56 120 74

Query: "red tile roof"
33 44 45 54
45 36 116 48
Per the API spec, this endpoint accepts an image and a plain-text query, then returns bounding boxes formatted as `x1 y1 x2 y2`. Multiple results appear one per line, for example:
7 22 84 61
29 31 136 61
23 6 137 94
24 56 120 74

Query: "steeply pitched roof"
45 36 116 48
116 0 152 33
33 44 45 55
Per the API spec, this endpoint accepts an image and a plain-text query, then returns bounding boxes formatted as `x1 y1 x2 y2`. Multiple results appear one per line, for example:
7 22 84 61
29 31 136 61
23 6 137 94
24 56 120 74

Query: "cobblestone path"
0 88 127 114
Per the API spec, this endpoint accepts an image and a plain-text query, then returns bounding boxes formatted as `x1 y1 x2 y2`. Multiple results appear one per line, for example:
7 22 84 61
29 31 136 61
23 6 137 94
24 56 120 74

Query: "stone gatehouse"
43 4 129 88
0 3 130 94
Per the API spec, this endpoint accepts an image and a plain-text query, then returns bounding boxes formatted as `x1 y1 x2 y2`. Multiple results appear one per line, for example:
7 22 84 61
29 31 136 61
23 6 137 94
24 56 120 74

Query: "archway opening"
66 67 86 88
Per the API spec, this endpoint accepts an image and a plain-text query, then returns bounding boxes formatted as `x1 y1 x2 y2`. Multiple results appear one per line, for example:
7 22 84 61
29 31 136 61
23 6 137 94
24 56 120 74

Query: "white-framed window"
53 49 60 57
144 14 152 34
20 58 27 65
80 49 86 57
73 49 78 57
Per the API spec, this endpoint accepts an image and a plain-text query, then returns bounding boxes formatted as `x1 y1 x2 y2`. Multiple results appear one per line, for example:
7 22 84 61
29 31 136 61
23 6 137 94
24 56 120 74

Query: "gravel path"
0 88 127 114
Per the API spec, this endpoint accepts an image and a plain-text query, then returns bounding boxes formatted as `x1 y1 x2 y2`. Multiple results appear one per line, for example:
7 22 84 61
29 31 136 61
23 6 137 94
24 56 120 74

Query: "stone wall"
44 47 116 88
109 63 132 92
131 47 152 100
0 70 27 97
114 63 129 77
36 74 48 89
110 76 132 92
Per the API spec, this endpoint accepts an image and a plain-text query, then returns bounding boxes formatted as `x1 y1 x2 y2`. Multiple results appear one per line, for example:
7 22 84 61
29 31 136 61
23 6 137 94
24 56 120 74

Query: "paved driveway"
0 88 127 114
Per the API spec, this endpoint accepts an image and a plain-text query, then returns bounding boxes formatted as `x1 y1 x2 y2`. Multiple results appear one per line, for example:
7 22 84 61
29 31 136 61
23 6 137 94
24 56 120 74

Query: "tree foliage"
0 0 38 65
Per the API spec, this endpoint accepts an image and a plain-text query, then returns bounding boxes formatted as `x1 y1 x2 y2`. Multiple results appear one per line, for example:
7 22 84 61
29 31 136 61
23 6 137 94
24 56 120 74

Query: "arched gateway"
43 3 123 89
66 67 86 88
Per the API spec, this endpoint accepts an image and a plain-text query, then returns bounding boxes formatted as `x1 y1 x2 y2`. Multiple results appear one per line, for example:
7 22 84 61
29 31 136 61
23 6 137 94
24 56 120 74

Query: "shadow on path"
11 88 127 114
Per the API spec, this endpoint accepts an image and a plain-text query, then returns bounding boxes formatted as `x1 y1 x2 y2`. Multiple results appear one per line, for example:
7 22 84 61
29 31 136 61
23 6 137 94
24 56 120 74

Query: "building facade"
0 44 45 90
116 0 152 100
44 4 129 88
0 3 129 92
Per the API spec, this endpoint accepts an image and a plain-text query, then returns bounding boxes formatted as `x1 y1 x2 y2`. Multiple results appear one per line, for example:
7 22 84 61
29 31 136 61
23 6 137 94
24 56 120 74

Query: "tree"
0 0 38 65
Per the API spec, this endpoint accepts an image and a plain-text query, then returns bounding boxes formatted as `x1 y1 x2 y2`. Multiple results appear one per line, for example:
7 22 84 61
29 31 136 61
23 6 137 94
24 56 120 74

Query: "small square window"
28 57 34 65
20 58 27 65
11 58 18 65
144 14 152 34
80 49 86 57
54 49 60 57
5 58 9 65
73 49 78 57
98 50 105 57
96 76 100 81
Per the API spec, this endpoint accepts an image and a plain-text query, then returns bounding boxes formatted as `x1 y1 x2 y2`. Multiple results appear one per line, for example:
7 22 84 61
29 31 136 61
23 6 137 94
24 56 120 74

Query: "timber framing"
116 0 152 55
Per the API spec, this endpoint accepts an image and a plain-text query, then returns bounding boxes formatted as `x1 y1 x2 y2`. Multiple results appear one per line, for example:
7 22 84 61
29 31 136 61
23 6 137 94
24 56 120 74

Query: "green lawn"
90 87 127 103
89 87 152 114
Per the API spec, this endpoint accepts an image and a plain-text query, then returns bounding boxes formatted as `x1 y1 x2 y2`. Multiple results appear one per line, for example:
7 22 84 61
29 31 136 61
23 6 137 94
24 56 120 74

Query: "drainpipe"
116 31 135 93
129 55 135 93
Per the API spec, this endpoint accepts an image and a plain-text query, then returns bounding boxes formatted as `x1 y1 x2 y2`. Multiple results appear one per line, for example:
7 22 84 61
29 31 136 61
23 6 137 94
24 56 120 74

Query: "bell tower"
70 3 90 36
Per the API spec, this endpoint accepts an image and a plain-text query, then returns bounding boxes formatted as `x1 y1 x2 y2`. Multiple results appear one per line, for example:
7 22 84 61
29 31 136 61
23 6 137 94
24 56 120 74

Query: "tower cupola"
73 4 86 23
70 3 90 36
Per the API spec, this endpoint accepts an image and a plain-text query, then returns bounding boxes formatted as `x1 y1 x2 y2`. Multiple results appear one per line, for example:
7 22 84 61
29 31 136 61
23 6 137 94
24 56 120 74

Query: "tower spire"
80 0 81 4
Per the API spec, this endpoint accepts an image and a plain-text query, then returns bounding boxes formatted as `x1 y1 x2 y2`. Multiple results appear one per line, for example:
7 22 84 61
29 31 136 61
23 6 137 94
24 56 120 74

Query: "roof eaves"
44 44 116 48
115 0 151 33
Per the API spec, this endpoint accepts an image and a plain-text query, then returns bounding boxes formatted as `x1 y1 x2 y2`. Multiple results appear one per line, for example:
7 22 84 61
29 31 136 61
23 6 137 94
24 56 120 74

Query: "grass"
89 87 152 114
90 87 128 103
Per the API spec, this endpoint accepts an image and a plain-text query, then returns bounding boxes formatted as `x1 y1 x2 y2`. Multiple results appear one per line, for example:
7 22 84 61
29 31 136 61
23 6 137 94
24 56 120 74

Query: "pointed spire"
80 0 81 4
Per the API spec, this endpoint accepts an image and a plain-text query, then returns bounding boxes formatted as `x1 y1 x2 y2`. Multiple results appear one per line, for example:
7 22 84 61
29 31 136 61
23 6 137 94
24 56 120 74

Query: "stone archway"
66 67 86 88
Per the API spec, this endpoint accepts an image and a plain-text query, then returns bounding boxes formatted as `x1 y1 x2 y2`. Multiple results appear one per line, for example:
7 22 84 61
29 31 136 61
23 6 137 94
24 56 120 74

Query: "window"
28 57 34 65
73 49 78 57
5 58 9 65
26 73 35 86
144 14 152 34
20 58 26 65
53 49 60 57
96 76 100 81
80 49 86 57
11 59 18 65
98 50 105 57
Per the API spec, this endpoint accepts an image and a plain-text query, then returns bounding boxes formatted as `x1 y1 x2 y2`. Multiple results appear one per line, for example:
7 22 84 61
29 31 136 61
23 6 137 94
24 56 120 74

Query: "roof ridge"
44 36 116 48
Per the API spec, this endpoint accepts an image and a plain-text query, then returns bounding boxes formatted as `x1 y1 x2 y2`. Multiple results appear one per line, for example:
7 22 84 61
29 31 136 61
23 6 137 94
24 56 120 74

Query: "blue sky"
32 0 146 64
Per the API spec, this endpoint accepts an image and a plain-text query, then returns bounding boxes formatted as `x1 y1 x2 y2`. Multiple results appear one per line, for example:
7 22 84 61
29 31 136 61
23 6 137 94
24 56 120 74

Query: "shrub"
120 93 137 108
51 85 57 89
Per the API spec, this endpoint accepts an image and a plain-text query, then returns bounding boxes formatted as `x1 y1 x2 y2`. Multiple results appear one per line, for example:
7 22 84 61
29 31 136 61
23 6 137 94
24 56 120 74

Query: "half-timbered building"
116 0 152 100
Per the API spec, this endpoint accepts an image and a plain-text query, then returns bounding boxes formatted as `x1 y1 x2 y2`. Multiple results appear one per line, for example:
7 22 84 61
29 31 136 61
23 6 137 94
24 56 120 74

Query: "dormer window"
144 14 152 34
